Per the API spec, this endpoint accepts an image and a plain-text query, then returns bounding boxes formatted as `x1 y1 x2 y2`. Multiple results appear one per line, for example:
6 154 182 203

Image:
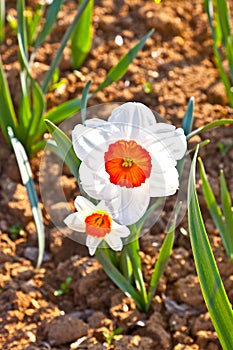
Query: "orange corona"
104 140 152 188
85 212 111 237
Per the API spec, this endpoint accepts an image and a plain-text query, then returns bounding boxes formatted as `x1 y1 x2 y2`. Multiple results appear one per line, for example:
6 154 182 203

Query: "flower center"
104 140 152 188
85 212 111 237
122 157 134 167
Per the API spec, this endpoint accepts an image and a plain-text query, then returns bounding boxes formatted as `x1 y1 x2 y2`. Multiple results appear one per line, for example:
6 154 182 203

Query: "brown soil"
1 0 233 349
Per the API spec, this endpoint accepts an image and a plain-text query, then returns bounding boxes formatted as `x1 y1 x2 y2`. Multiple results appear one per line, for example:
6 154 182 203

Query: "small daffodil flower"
72 102 187 225
64 196 130 255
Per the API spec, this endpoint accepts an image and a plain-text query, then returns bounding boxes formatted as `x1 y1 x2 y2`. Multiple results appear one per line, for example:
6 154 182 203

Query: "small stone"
24 247 51 262
44 314 88 346
207 81 228 105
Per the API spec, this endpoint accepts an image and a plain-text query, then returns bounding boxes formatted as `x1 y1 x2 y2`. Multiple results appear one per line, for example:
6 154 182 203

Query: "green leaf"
146 201 182 311
96 29 154 92
44 119 80 180
32 0 64 56
198 157 229 256
0 0 5 43
220 170 233 261
7 127 45 269
0 56 18 142
42 0 90 93
25 80 45 153
204 0 233 106
188 146 233 350
71 0 93 69
81 80 91 123
41 97 82 135
95 248 144 311
181 96 194 136
187 119 233 140
17 0 28 60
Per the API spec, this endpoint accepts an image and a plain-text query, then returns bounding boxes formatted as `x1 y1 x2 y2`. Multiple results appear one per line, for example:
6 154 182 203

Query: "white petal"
64 213 85 231
86 235 102 255
79 162 118 201
149 167 179 197
150 124 187 160
111 225 130 237
109 102 157 133
106 181 150 225
72 124 113 161
84 118 107 128
105 233 123 251
74 196 97 214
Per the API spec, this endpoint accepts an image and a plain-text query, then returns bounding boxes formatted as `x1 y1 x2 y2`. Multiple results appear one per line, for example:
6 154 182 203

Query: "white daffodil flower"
72 102 187 225
64 196 130 255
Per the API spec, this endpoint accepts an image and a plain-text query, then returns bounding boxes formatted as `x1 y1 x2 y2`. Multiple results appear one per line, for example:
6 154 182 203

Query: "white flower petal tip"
64 196 129 255
109 102 157 130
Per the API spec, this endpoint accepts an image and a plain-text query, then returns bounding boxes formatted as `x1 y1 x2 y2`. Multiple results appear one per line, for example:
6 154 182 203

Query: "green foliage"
204 0 233 106
103 327 123 346
0 0 5 43
71 0 94 69
7 127 45 269
0 0 153 157
8 223 24 240
188 147 233 349
199 157 233 262
54 277 73 296
217 141 232 156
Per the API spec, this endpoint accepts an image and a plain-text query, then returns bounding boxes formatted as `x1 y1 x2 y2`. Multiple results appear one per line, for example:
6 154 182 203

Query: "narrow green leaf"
198 157 230 256
7 127 45 269
31 0 64 60
71 0 93 69
81 80 91 123
96 29 154 92
188 146 233 350
187 119 233 140
0 56 18 142
119 250 133 283
181 96 194 136
146 202 182 311
40 97 82 135
220 170 233 260
42 0 90 93
95 248 144 311
44 119 80 180
25 80 45 153
17 0 28 59
0 0 5 43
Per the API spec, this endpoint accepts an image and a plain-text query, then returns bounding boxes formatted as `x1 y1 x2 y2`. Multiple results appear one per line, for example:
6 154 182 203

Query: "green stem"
95 248 144 311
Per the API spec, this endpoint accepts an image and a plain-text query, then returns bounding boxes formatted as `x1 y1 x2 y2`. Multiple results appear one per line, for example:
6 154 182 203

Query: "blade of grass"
71 0 93 69
95 29 154 92
44 119 80 180
81 80 91 123
188 146 233 350
7 127 45 269
0 56 18 142
220 170 233 261
187 119 233 140
31 0 64 61
0 0 5 43
204 0 233 106
42 0 90 93
95 248 144 311
181 96 194 136
146 202 182 311
40 97 82 135
198 157 230 256
25 80 45 153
